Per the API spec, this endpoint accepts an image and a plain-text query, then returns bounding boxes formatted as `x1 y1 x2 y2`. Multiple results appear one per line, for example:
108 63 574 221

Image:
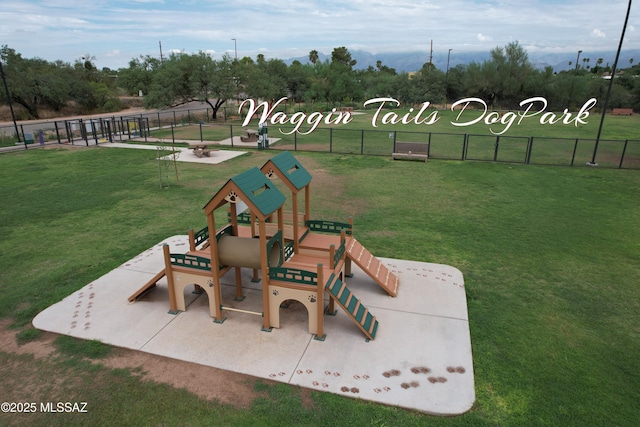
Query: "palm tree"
308 50 318 65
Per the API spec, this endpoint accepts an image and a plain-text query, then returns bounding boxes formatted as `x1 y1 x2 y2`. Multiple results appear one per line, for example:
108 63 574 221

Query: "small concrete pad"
33 236 475 415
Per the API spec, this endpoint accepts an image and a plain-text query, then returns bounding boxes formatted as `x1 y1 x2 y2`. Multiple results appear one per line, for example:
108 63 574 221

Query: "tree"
119 55 162 96
0 45 74 118
330 46 357 70
144 52 236 119
308 50 319 65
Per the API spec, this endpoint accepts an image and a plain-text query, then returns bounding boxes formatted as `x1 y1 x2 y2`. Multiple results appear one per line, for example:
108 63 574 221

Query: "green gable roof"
269 151 312 190
230 167 285 217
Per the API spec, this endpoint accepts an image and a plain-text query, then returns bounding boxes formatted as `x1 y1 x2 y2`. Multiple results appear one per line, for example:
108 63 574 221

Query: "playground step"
346 238 399 297
326 278 378 340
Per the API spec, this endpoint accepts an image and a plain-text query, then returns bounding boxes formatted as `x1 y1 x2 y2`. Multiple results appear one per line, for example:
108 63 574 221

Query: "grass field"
0 144 639 426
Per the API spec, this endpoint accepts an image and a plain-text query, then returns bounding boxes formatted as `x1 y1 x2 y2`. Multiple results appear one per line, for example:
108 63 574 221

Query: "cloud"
591 28 606 38
477 33 492 42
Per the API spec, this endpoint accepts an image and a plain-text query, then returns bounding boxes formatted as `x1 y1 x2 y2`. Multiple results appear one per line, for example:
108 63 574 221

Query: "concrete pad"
100 142 248 164
33 236 475 416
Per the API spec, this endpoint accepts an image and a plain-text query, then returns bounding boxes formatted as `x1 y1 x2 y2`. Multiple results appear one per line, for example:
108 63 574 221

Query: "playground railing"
306 220 353 235
170 253 212 272
269 266 319 287
333 239 346 269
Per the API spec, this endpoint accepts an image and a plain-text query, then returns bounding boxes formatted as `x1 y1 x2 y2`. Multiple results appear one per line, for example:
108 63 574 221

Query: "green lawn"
0 146 638 426
150 108 640 168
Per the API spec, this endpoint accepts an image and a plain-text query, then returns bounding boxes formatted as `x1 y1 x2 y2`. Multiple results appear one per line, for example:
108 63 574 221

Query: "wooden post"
207 212 223 321
305 185 311 223
229 202 238 236
234 267 244 300
329 244 335 270
259 220 271 331
188 229 196 251
163 244 178 314
292 193 299 252
345 217 354 277
316 263 325 340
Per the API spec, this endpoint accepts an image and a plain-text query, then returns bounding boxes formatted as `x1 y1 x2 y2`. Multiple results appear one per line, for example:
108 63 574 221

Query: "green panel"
269 151 312 189
266 230 283 268
269 267 317 286
354 304 366 323
170 253 212 272
284 241 295 260
306 220 353 235
231 167 286 217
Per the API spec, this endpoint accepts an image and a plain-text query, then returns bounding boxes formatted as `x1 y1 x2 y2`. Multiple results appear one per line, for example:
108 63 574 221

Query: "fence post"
200 122 203 142
461 134 468 160
526 137 533 164
54 121 61 144
229 124 234 147
571 139 579 166
360 130 364 155
619 139 629 169
19 124 27 149
393 131 397 153
494 136 500 162
427 133 432 157
329 128 333 153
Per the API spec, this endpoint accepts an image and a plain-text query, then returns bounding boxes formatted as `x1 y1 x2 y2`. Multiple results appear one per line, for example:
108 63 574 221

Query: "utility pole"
231 38 238 62
445 49 452 108
159 41 164 63
429 39 433 71
0 60 21 143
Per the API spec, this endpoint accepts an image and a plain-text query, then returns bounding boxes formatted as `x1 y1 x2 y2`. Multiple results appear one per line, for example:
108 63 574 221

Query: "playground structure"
129 151 399 341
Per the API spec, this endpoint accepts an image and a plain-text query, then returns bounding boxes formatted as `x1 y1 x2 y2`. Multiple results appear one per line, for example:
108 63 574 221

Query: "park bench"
612 108 633 116
392 141 429 162
187 141 220 158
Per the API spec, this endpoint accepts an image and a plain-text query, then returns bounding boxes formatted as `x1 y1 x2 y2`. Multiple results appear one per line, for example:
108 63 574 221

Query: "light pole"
445 48 452 108
0 60 21 143
231 38 237 62
589 0 632 166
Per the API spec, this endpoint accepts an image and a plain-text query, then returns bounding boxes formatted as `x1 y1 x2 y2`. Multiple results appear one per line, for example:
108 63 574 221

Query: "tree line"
1 42 639 121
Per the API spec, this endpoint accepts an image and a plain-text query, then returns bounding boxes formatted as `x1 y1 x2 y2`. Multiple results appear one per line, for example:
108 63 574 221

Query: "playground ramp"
346 237 399 297
326 276 378 340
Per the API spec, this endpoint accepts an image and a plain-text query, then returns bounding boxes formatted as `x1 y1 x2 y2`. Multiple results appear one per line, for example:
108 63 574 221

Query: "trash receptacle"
258 123 268 149
24 132 34 144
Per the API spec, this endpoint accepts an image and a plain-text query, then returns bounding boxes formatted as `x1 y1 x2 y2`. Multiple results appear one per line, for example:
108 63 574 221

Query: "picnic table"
240 129 259 142
187 141 221 158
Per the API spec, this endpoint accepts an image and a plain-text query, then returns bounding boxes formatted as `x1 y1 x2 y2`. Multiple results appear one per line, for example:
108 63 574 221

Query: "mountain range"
284 49 640 73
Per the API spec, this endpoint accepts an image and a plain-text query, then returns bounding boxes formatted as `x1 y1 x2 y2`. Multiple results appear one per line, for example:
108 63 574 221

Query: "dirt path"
0 320 264 408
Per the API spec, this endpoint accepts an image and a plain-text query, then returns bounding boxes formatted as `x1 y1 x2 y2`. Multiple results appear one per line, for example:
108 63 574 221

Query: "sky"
0 0 637 70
